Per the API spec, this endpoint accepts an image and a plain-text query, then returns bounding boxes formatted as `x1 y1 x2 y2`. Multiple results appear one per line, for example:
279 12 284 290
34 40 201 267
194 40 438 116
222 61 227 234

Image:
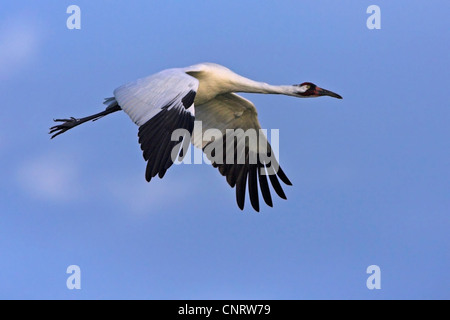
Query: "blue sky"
0 0 448 299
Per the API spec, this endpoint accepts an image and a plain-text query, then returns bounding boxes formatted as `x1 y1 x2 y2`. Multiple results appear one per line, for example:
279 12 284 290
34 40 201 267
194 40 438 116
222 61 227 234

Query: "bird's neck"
231 75 298 97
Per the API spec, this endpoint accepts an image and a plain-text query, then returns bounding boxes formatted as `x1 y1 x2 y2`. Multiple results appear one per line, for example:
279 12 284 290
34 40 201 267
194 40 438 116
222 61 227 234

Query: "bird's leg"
49 104 121 139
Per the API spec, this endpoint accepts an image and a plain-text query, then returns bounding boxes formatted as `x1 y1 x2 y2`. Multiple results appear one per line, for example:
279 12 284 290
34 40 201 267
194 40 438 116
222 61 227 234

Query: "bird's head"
294 82 342 99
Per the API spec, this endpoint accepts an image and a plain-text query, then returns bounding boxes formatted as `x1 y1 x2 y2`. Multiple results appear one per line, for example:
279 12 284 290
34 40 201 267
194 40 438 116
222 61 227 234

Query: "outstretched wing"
194 93 292 212
114 69 199 181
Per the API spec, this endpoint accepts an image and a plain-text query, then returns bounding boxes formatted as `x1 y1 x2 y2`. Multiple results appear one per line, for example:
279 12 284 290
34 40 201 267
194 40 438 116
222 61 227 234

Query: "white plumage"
114 69 198 126
50 62 342 211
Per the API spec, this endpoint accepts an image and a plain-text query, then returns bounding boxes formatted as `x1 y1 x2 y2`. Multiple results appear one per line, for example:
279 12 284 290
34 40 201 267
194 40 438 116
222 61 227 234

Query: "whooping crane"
50 63 342 212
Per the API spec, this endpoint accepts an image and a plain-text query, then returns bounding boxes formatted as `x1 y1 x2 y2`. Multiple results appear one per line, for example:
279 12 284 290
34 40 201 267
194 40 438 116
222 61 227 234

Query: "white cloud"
0 14 42 80
16 152 82 202
14 148 196 210
104 171 195 215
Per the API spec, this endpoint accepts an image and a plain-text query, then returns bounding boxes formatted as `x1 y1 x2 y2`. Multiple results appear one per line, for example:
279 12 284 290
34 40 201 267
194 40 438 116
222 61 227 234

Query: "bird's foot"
49 117 80 139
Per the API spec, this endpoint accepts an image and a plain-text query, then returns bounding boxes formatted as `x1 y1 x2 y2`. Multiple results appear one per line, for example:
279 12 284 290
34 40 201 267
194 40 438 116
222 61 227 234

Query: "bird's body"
187 63 236 104
50 63 342 211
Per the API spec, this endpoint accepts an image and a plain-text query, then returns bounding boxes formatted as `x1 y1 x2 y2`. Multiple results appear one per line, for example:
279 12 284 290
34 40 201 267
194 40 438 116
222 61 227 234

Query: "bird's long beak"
316 87 343 99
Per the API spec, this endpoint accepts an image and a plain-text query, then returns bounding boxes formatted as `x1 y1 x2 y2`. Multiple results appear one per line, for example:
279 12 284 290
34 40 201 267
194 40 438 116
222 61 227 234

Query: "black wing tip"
158 170 167 179
275 166 293 186
205 130 294 212
138 103 195 185
249 201 260 212
227 165 291 212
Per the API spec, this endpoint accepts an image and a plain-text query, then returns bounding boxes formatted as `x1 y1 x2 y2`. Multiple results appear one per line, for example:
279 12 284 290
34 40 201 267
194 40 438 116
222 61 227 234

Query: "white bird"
50 63 342 211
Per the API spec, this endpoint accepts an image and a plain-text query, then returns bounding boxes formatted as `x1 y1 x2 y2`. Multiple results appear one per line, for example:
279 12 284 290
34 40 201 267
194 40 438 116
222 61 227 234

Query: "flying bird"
50 63 342 211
